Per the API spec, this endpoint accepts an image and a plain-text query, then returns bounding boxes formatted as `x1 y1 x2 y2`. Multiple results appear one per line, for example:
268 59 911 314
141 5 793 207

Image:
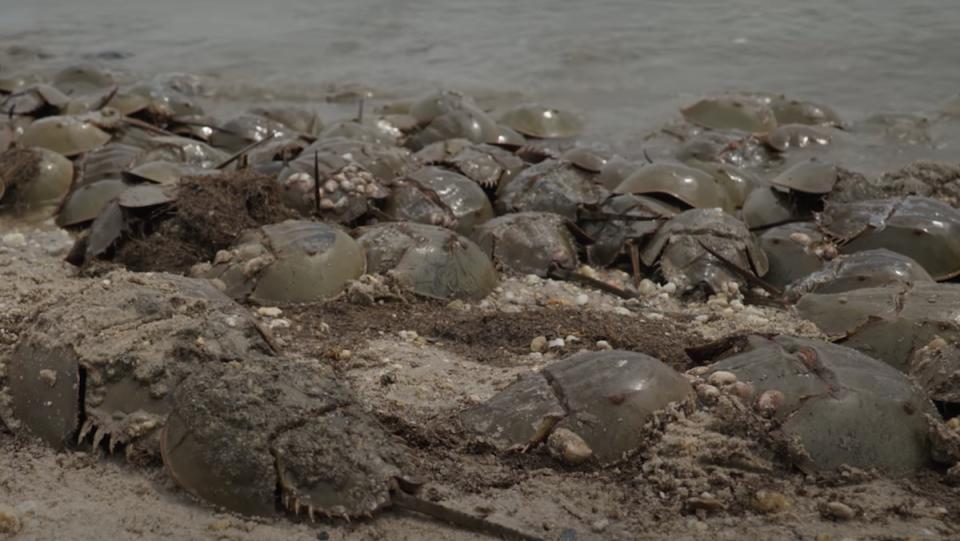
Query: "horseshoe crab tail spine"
307 506 315 523
390 490 546 541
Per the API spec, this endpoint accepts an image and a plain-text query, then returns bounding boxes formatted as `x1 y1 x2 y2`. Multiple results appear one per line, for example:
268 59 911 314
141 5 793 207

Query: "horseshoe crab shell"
160 359 407 518
56 178 131 227
817 196 960 280
414 138 525 189
680 96 777 133
757 222 828 288
770 161 838 195
460 350 693 464
18 114 112 157
8 273 274 457
472 212 580 276
0 147 74 210
769 97 842 126
796 282 960 373
204 220 366 304
614 163 735 214
495 159 607 221
382 166 494 235
353 222 497 301
785 249 934 299
703 335 935 475
499 103 584 139
641 208 768 293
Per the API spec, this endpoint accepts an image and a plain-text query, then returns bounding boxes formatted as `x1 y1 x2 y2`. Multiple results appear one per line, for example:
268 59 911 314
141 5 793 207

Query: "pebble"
256 306 283 318
595 340 612 350
693 314 709 323
547 428 594 465
661 282 677 294
38 369 57 387
524 274 541 285
547 338 566 349
637 279 657 296
755 390 784 418
822 501 856 520
589 519 609 533
1 232 26 248
530 336 547 353
0 505 21 536
574 293 589 306
750 490 790 514
267 318 290 330
612 306 632 316
398 330 420 342
646 312 664 320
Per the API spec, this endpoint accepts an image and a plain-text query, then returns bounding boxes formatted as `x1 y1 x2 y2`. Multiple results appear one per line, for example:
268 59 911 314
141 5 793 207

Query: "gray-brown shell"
7 272 274 459
764 124 834 152
208 114 298 153
769 97 842 126
414 138 525 188
18 113 113 157
796 282 960 373
704 335 935 475
640 208 768 293
499 103 584 139
785 249 933 299
472 212 580 276
817 196 960 280
460 350 693 464
680 96 777 133
56 178 131 227
353 222 497 301
614 163 735 213
770 161 838 195
757 222 828 288
382 166 494 235
0 147 74 210
204 220 365 304
161 358 407 518
495 159 607 221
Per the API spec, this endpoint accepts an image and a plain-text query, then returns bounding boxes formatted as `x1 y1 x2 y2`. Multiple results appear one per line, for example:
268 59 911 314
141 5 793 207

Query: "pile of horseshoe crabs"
4 61 960 539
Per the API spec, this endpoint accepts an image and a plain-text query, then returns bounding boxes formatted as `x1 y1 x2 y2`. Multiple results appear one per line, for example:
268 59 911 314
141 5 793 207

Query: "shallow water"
2 0 960 143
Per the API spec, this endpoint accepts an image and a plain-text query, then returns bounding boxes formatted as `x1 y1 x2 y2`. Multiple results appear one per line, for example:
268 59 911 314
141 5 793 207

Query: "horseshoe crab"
640 208 768 294
498 103 584 139
817 196 960 280
161 360 545 540
785 249 933 300
278 137 411 222
495 159 607 221
796 282 960 373
1 83 70 117
56 178 131 227
460 350 693 464
680 96 778 133
613 163 735 214
248 105 324 136
17 109 120 157
757 222 831 288
7 272 275 459
414 138 525 189
382 166 494 235
700 335 936 475
763 124 834 153
684 161 758 209
202 220 365 304
353 222 497 300
409 109 521 150
769 97 842 126
472 212 580 276
561 143 614 173
770 160 838 195
0 147 73 211
208 114 298 153
579 194 675 267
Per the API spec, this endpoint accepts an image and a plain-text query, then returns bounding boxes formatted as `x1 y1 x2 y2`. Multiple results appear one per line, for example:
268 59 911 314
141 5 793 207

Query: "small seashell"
547 428 593 465
755 389 784 418
323 179 339 193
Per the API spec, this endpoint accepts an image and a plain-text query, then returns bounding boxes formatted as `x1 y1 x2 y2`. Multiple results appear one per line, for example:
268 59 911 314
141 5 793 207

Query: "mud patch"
113 171 297 273
283 300 700 370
